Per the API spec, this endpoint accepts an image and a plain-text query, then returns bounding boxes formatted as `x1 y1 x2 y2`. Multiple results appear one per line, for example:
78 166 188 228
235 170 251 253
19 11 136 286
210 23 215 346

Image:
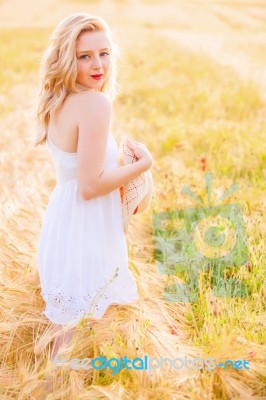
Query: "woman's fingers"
127 138 143 146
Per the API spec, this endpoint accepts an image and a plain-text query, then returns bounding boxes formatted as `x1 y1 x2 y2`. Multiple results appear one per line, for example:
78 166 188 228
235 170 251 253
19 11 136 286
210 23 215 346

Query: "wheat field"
0 0 265 399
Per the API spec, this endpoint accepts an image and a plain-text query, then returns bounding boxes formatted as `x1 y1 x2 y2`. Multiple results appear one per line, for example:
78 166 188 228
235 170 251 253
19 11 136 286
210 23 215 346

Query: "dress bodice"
47 133 118 186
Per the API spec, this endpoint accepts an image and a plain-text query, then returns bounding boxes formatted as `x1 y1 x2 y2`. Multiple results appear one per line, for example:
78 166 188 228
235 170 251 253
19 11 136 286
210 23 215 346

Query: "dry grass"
0 0 265 399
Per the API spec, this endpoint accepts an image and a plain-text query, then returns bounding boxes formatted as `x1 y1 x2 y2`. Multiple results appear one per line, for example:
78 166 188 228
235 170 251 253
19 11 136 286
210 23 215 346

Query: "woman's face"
76 30 111 90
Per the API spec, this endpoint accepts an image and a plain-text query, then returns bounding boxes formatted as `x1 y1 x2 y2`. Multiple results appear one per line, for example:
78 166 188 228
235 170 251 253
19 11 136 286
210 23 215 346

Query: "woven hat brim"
118 135 153 232
136 170 153 213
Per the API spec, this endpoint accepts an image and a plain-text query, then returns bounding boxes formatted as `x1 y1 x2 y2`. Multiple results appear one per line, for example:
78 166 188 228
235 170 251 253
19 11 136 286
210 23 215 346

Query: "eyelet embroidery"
41 267 120 321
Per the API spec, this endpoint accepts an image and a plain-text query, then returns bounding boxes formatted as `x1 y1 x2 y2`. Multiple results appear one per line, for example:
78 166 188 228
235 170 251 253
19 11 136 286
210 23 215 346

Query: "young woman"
34 13 153 359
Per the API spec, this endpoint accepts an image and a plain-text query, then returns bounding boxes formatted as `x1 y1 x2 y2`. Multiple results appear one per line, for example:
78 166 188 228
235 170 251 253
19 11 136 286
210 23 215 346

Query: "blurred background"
0 1 265 399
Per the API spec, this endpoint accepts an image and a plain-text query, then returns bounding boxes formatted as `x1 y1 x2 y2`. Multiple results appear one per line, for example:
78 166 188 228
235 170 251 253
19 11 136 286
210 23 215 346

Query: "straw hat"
118 135 153 233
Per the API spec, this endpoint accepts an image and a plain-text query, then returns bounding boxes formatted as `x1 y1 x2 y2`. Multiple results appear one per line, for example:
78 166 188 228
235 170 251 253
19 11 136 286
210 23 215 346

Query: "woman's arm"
84 158 151 200
74 90 151 201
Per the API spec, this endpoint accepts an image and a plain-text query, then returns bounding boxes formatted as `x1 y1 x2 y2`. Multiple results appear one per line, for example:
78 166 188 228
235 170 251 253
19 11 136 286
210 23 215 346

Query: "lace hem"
41 267 120 325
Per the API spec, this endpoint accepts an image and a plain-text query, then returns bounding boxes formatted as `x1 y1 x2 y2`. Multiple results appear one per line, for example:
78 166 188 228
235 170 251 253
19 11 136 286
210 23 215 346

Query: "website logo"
152 173 248 301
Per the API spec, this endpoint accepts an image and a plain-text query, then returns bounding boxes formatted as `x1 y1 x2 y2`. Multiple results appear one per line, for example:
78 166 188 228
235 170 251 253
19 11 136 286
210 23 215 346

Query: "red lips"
91 74 103 78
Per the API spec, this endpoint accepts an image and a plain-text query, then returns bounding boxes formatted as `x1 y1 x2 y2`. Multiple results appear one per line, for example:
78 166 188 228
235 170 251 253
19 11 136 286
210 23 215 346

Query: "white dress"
37 131 138 326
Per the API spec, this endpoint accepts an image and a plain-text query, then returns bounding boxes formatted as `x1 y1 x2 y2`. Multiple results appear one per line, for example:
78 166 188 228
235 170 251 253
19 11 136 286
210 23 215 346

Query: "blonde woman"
35 13 153 359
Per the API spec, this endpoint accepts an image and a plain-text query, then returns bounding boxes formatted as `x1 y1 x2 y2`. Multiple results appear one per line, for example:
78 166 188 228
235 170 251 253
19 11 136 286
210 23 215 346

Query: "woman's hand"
126 138 153 169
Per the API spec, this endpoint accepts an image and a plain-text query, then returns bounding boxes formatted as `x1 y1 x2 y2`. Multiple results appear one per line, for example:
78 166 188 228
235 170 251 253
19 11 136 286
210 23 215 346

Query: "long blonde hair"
33 13 120 146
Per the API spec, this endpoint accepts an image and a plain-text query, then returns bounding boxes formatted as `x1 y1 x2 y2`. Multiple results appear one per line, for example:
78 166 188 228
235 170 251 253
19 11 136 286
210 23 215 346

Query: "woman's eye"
80 52 109 59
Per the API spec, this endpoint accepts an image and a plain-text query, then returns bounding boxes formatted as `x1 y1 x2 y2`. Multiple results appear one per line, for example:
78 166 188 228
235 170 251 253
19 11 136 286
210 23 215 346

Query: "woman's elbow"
78 185 95 201
80 191 91 201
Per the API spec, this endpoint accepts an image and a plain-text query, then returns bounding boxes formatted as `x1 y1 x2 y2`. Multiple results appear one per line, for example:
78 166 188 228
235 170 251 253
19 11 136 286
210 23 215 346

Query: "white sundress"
37 131 138 326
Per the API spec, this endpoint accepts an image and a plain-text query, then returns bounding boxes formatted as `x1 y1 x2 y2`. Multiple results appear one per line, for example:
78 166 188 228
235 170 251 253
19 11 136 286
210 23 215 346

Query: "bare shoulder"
68 90 111 114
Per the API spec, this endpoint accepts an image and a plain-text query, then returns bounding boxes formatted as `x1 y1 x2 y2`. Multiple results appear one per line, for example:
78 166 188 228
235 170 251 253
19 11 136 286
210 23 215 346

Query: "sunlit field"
0 0 265 399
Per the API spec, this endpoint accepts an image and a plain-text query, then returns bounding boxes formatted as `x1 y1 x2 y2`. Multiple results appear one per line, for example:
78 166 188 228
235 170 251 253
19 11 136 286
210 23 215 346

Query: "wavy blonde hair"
33 13 120 146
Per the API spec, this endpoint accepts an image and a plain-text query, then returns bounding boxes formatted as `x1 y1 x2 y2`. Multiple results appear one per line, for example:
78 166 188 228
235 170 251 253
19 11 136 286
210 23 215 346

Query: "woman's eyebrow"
77 47 110 54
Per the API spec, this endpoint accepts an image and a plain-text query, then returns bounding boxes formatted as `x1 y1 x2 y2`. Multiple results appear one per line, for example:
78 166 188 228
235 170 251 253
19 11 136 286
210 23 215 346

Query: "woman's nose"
92 57 102 69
